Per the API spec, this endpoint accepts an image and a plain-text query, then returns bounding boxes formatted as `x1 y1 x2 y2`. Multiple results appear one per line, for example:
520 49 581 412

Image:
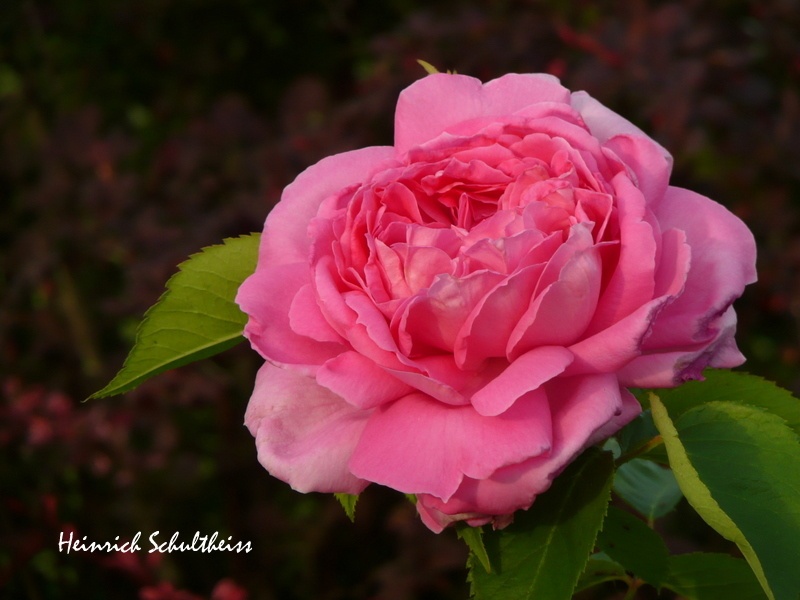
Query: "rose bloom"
237 73 756 532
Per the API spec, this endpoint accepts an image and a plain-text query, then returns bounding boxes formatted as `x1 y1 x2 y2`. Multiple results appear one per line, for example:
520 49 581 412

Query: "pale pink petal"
245 363 369 494
316 351 414 409
571 90 670 151
236 263 344 370
619 305 745 387
604 134 673 204
471 346 574 416
260 146 396 266
395 73 570 153
349 390 553 501
644 187 757 349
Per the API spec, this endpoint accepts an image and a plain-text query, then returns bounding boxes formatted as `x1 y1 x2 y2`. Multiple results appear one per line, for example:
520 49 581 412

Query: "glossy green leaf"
664 553 768 600
596 505 669 588
574 554 627 594
334 493 358 522
90 234 260 398
457 524 491 573
614 458 682 522
468 449 615 600
652 395 800 600
657 369 800 435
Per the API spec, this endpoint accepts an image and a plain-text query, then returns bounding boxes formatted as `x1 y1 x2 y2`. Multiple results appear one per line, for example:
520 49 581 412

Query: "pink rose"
236 73 756 532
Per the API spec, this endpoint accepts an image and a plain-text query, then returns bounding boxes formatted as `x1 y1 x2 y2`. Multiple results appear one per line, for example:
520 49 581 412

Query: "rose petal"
470 346 574 416
288 283 344 343
566 296 670 376
245 363 370 494
237 263 344 370
260 146 396 266
587 173 657 333
604 134 673 204
395 73 570 153
644 186 757 348
397 270 505 355
416 374 635 531
454 264 543 369
317 351 414 409
349 390 553 501
507 244 602 357
618 304 745 387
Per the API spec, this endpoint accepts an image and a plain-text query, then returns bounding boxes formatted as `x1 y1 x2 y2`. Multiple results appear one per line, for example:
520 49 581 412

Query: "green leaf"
616 410 659 456
652 395 800 600
614 458 682 522
457 524 491 573
657 369 800 435
574 554 627 594
90 234 260 398
664 553 768 600
334 493 358 522
596 505 669 588
468 448 615 600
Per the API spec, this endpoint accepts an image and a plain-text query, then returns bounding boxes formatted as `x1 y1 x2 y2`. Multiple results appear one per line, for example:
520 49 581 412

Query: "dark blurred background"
2 1 798 598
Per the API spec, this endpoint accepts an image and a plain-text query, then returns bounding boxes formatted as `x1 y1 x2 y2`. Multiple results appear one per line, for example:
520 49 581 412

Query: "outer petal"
644 186 757 349
245 363 370 494
349 390 553 501
416 374 637 531
236 263 345 370
395 73 570 153
619 304 745 387
259 146 396 266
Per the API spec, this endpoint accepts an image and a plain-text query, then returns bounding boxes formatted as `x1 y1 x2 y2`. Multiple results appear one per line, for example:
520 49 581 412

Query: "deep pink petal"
566 296 670 376
454 264 542 370
471 346 574 416
398 271 504 355
316 351 414 409
653 228 691 298
587 173 657 333
289 283 344 343
245 363 369 493
508 245 602 357
260 146 396 266
395 73 570 153
349 390 552 501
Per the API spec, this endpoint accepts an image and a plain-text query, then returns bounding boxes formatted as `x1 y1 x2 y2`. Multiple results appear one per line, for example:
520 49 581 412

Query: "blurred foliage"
2 0 799 598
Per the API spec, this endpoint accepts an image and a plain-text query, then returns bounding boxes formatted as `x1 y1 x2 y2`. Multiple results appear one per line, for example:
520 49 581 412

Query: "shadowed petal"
245 363 370 494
